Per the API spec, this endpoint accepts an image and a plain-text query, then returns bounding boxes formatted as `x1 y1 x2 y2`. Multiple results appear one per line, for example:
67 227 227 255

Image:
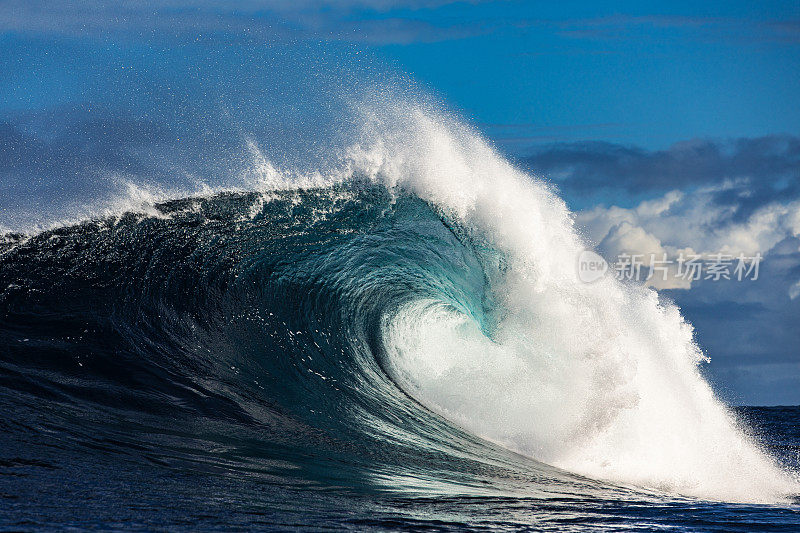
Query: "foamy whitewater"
343 105 798 503
2 93 799 530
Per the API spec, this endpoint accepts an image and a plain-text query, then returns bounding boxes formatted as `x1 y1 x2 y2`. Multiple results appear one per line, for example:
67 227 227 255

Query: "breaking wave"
1 104 797 506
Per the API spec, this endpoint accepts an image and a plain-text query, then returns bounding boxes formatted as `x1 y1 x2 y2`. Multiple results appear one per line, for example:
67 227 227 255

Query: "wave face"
1 106 798 523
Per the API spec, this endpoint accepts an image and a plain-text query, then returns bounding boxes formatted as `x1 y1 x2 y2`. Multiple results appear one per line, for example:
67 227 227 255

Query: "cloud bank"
523 136 800 202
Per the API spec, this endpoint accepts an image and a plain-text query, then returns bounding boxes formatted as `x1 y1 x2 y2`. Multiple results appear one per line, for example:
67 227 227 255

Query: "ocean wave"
1 106 797 506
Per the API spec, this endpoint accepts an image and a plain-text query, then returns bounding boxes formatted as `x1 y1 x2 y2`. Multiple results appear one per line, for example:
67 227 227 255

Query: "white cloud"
594 222 688 289
576 181 800 290
790 280 800 300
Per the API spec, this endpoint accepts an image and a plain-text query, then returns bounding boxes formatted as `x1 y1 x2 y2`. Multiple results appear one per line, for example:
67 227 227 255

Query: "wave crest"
1 104 797 504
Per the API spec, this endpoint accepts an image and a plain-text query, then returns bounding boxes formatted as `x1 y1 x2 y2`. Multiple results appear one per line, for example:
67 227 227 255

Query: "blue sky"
1 1 799 404
380 2 800 149
4 0 798 148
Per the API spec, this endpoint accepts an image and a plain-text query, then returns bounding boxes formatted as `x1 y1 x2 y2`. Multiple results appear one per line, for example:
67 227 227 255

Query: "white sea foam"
347 102 799 504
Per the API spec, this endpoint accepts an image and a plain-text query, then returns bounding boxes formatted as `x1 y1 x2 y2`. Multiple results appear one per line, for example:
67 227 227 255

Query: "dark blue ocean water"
1 189 798 531
1 405 798 531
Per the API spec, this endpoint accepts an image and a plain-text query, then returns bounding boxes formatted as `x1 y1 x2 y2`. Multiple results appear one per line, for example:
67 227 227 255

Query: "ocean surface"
1 182 799 531
0 50 799 527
